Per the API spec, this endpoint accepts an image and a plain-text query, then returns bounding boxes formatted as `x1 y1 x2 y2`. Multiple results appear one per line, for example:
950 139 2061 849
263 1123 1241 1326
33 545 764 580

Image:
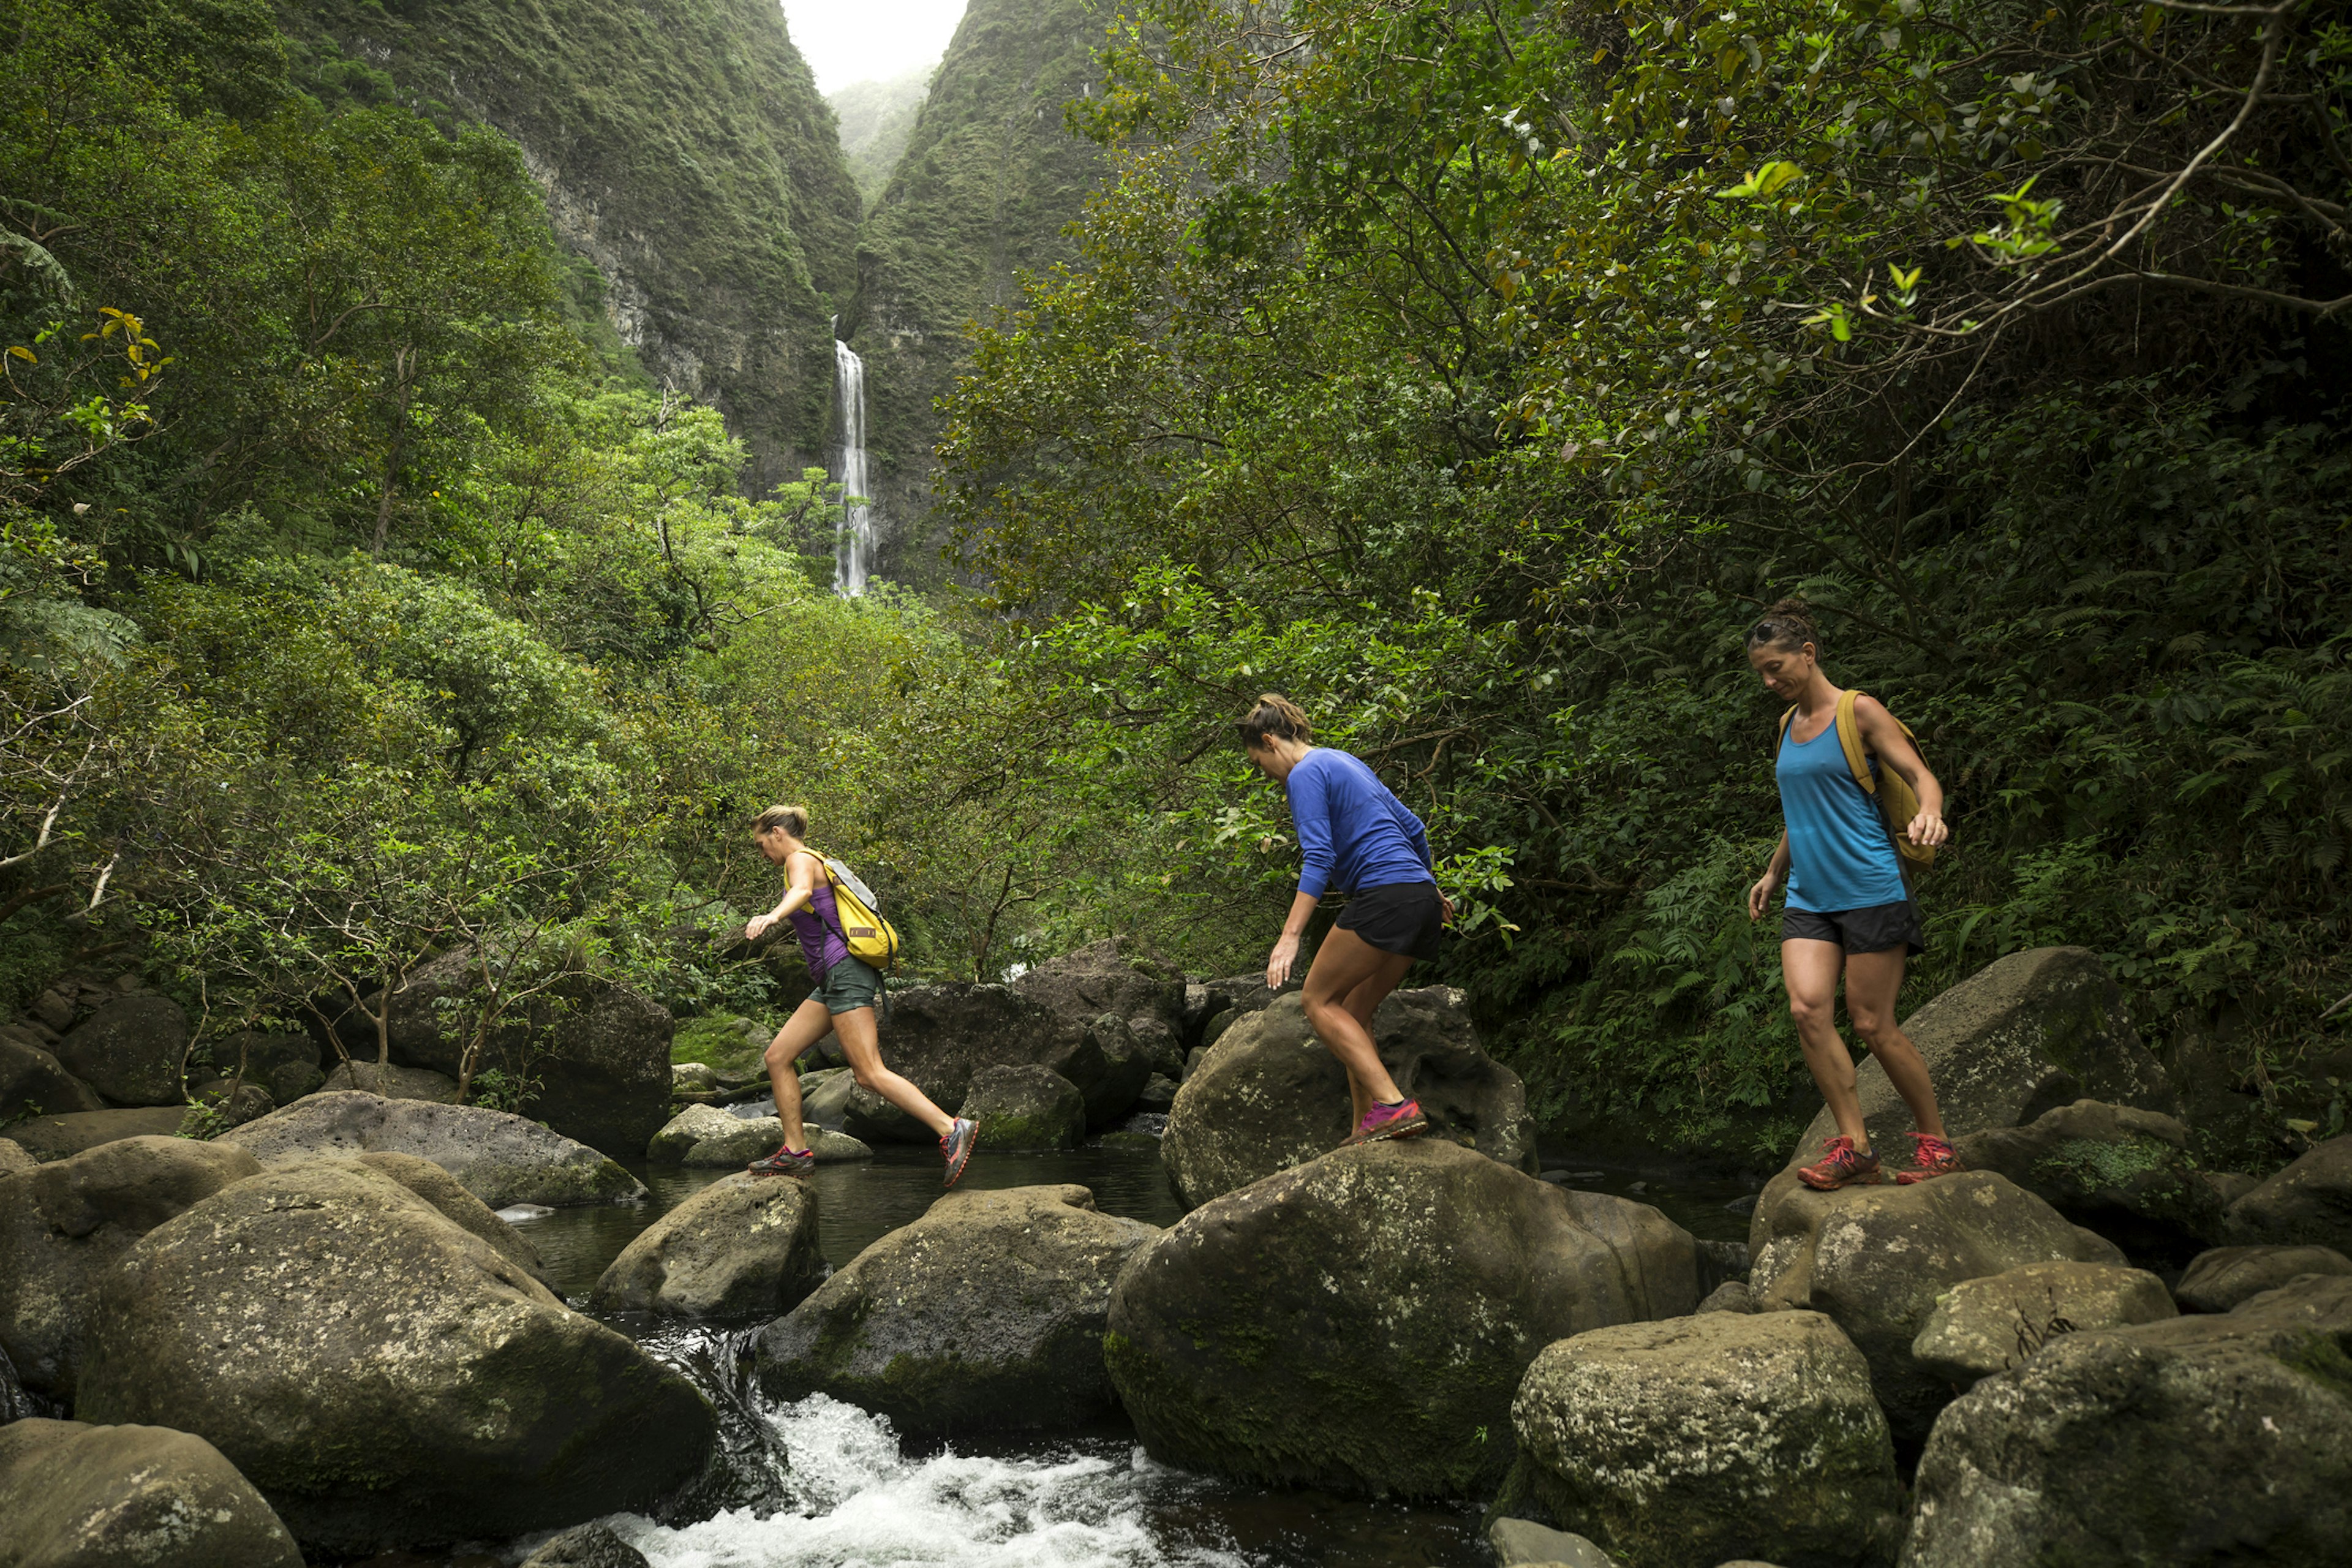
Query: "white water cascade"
833 333 876 596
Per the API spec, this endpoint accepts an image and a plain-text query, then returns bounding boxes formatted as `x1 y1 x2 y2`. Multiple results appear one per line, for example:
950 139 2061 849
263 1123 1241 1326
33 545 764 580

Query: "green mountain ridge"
830 67 933 209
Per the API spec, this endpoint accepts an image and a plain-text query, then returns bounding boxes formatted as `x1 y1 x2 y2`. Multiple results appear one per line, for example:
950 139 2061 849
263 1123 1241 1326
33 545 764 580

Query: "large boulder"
0 1107 187 1162
521 1521 652 1568
857 983 1149 1137
51 995 189 1107
758 1184 1158 1433
0 1138 28 1177
0 1032 102 1121
1953 1099 2225 1261
2226 1132 2352 1253
1012 938 1188 1077
0 1135 262 1398
0 1418 303 1567
342 1149 552 1290
591 1171 823 1318
1749 1172 2119 1442
1162 989 1538 1208
646 1102 736 1161
1909 1261 2177 1387
75 1161 716 1553
1105 1138 1699 1498
321 1058 458 1102
1904 1274 2352 1566
209 1030 324 1107
222 1091 644 1207
1511 1311 1902 1568
674 1117 869 1166
962 1063 1086 1150
2174 1243 2352 1313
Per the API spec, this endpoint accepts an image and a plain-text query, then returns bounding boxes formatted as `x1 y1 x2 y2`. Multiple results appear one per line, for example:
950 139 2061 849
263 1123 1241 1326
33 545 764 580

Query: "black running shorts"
1782 899 1924 957
1336 881 1446 962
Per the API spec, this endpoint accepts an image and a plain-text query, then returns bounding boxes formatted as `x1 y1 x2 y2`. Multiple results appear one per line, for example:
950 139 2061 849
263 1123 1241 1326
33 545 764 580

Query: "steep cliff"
276 0 863 486
831 68 932 209
845 0 1108 579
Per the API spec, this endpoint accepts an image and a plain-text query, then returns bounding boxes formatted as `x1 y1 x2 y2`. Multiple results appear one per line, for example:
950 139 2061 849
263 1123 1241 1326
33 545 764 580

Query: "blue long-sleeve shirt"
1285 748 1434 899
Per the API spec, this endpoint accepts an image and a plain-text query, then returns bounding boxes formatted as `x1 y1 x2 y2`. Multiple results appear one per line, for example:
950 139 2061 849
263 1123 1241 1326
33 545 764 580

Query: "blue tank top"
1777 710 1907 913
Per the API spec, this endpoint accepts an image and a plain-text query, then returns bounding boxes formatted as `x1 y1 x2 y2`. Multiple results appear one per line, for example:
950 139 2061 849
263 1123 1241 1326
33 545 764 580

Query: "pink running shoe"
1895 1132 1966 1185
1798 1136 1883 1191
1348 1098 1428 1145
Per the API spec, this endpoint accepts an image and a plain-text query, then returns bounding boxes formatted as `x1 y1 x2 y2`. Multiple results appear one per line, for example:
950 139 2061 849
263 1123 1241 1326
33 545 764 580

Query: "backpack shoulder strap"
1834 690 1877 795
1775 706 1798 753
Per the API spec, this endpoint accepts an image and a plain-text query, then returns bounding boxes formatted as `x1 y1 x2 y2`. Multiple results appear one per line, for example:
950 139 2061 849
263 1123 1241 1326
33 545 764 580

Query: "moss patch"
670 1014 766 1075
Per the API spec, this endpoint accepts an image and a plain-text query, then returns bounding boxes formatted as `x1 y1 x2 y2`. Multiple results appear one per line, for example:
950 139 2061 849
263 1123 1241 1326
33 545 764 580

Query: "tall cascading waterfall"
832 333 875 596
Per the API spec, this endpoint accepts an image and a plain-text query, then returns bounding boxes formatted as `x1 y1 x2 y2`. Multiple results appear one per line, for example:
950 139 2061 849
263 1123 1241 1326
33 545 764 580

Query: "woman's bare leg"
1302 927 1416 1125
1842 947 1945 1139
1783 938 1871 1151
832 1005 955 1139
761 997 835 1150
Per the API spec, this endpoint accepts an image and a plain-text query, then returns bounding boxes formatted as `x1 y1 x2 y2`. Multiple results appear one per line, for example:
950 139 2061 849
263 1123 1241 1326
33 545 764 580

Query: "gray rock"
1903 1274 2352 1566
0 1107 187 1161
851 982 1152 1140
1697 1279 1756 1313
758 1183 1158 1433
222 1090 644 1207
1074 1011 1156 1126
0 1418 303 1567
53 995 189 1106
29 989 72 1033
1953 1098 2226 1258
1910 1260 2177 1385
679 1117 869 1166
0 1033 102 1121
647 1102 736 1161
1106 1139 1698 1498
962 1063 1086 1150
671 1061 720 1095
798 1065 856 1129
843 1081 933 1144
0 1137 31 1177
1013 938 1188 1079
1750 1171 2117 1442
1136 1072 1178 1112
1513 1311 1901 1568
206 1031 320 1108
2203 1169 2261 1206
342 1149 552 1289
2227 1133 2352 1254
0 1134 262 1398
1162 987 1539 1208
592 1171 823 1317
1491 1516 1619 1567
322 1058 460 1101
2174 1243 2352 1313
521 1520 652 1567
76 1161 715 1553
186 1076 275 1127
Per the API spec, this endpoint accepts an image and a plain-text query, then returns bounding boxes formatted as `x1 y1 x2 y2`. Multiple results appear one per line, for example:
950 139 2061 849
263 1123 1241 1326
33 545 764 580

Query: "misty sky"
782 0 965 96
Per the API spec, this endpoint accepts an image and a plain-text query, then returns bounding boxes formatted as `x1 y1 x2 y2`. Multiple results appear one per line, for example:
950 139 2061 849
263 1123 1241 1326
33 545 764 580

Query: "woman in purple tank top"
740 804 976 1185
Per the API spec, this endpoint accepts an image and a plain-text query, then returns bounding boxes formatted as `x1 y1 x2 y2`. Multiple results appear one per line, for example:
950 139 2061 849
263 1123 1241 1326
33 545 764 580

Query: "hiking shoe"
1895 1132 1966 1185
1798 1136 1883 1191
747 1144 815 1178
940 1117 978 1188
1348 1098 1428 1145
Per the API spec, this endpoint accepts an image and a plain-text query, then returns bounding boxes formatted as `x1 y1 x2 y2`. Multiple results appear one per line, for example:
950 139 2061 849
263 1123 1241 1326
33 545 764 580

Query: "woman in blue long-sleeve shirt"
1240 693 1451 1142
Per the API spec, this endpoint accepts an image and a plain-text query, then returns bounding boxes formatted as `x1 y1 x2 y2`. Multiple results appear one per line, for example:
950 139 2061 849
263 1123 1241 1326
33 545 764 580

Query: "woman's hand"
1747 870 1779 922
1265 932 1302 989
1438 891 1456 927
1907 811 1949 848
745 913 776 943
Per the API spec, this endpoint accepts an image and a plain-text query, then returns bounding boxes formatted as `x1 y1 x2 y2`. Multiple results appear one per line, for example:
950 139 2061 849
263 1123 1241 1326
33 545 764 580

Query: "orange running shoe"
1798 1136 1883 1191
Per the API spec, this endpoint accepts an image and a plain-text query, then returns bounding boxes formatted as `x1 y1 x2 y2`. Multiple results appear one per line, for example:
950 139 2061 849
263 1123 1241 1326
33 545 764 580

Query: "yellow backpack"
1777 690 1937 873
802 848 905 970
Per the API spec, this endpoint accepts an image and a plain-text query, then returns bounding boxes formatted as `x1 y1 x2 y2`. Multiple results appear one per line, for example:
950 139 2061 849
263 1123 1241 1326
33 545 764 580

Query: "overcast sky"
782 0 967 96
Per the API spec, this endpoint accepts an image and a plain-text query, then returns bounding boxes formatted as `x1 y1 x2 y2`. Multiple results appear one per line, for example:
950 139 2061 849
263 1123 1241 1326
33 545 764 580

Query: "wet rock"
678 1117 869 1166
0 1032 103 1121
592 1171 822 1317
2174 1243 2352 1313
1909 1260 2176 1386
0 1106 187 1161
1491 1516 1619 1567
1512 1311 1901 1568
0 1134 261 1398
758 1183 1157 1433
1904 1274 2352 1566
1013 938 1188 1078
1953 1099 2225 1259
0 1418 303 1567
1162 989 1539 1208
962 1063 1086 1150
222 1090 645 1207
520 1520 652 1568
1136 1072 1178 1112
52 995 189 1106
323 1058 461 1101
647 1102 736 1161
2226 1132 2352 1253
1106 1139 1698 1498
1750 1172 2117 1442
76 1161 715 1553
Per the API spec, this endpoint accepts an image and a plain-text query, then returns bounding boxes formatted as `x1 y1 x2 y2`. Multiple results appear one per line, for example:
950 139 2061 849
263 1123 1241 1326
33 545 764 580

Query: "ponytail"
1236 693 1313 748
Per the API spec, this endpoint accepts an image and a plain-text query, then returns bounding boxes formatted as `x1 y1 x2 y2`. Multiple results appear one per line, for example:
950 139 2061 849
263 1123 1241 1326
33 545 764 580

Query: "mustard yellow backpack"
802 848 905 969
1777 690 1937 873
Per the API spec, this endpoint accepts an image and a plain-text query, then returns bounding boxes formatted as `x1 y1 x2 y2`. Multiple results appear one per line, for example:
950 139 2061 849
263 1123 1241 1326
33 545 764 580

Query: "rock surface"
1512 1311 1901 1568
1106 1139 1698 1498
0 1031 103 1121
1904 1274 2352 1566
1162 988 1539 1208
322 1058 460 1101
342 1148 552 1289
52 994 189 1106
592 1171 823 1317
758 1184 1157 1432
1953 1098 2225 1259
2174 1243 2352 1313
0 1107 188 1161
0 1137 28 1177
961 1063 1086 1149
521 1520 653 1568
0 1134 262 1398
1909 1260 2176 1386
1491 1517 1619 1568
1012 938 1189 1078
852 982 1152 1139
75 1161 715 1552
2226 1132 2352 1254
1749 1171 2117 1441
0 1418 304 1567
647 1102 737 1161
222 1091 644 1207
209 1030 325 1107
677 1117 870 1166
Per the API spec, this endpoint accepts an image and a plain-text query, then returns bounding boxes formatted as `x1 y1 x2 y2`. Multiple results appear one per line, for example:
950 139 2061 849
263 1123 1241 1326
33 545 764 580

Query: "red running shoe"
940 1117 978 1188
1798 1136 1883 1191
1348 1098 1428 1145
1895 1132 1966 1185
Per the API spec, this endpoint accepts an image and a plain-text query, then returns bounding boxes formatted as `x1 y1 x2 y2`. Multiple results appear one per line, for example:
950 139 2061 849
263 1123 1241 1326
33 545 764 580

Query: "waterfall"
833 335 875 596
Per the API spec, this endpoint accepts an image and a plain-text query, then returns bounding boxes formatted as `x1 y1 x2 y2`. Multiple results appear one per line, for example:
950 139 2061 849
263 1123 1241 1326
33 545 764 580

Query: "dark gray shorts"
811 955 884 1014
1782 900 1924 956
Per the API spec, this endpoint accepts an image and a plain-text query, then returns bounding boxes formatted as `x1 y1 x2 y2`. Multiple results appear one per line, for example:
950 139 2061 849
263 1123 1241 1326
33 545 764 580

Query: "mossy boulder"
1909 1260 2176 1386
676 1115 870 1166
2176 1243 2352 1313
1511 1311 1902 1568
1953 1098 2225 1261
75 1161 716 1553
1904 1274 2352 1566
1105 1138 1699 1499
2226 1132 2352 1254
755 1184 1157 1432
222 1090 644 1207
0 1418 303 1568
0 1031 102 1121
53 994 189 1107
591 1170 823 1317
961 1063 1086 1150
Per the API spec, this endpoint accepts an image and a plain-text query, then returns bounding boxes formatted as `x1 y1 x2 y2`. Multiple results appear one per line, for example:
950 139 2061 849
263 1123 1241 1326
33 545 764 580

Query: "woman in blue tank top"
1744 603 1961 1190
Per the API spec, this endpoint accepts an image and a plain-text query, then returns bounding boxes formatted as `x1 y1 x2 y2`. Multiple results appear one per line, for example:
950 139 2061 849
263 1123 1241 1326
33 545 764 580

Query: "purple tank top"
786 859 850 977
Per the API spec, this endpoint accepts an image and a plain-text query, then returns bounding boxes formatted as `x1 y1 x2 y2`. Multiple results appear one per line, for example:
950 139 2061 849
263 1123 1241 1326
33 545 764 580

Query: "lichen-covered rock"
75 1161 715 1552
0 1138 32 1177
0 1418 304 1567
1106 1138 1698 1498
1162 988 1539 1208
0 1107 187 1162
341 1149 552 1290
322 1058 460 1101
672 1061 720 1095
2227 1133 2352 1254
0 1032 102 1121
1512 1311 1902 1568
53 995 189 1107
647 1102 737 1161
961 1063 1085 1150
757 1184 1157 1432
1903 1275 2352 1566
591 1171 823 1317
222 1091 644 1207
2174 1243 2352 1313
0 1134 262 1398
1953 1099 2225 1260
1909 1261 2176 1386
677 1116 869 1166
1750 1172 2116 1442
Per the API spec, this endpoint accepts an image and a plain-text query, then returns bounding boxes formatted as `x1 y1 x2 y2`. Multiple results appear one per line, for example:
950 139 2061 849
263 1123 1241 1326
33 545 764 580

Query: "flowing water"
833 336 875 596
